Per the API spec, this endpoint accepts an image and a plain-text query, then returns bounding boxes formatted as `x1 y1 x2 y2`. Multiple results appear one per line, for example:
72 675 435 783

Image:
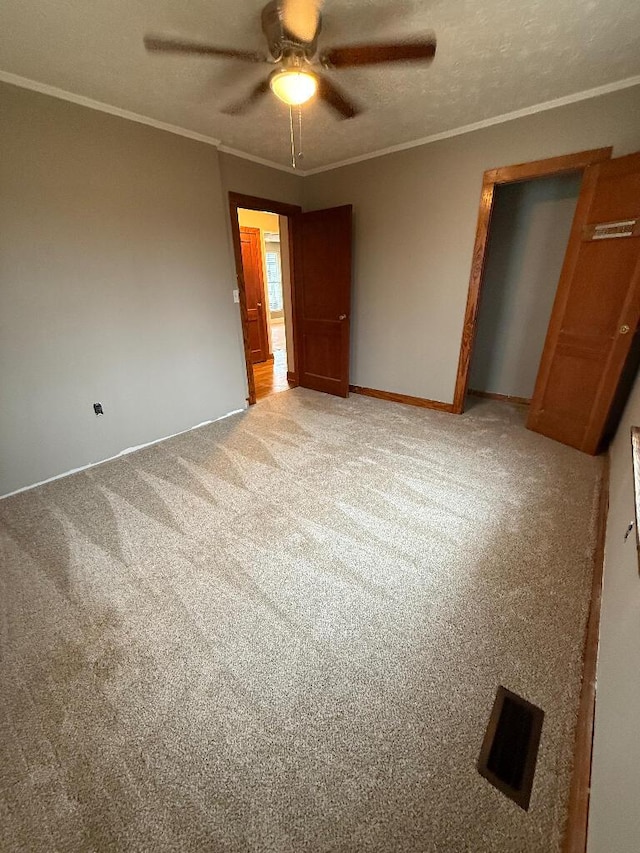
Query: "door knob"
620 324 630 335
338 314 347 320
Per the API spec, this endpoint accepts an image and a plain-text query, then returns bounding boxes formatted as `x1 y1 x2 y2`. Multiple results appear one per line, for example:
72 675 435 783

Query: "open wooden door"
240 226 270 364
528 152 640 454
294 205 352 397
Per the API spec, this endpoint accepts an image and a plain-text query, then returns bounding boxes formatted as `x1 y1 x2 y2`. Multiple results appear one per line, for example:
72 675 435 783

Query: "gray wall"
468 174 581 399
218 152 303 208
0 83 248 495
2 83 639 494
303 85 640 403
588 371 640 852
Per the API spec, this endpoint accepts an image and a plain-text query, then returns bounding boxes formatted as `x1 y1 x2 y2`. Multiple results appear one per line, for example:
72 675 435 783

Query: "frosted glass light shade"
270 70 317 106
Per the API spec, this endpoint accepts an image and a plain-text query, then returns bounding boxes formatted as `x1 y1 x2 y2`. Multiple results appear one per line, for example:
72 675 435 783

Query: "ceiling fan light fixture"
269 69 317 106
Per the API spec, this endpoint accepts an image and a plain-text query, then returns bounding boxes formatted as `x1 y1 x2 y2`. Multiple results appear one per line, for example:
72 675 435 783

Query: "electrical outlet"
93 403 104 415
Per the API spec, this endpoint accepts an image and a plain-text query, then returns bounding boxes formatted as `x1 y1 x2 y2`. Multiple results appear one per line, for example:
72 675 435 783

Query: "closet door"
527 152 640 454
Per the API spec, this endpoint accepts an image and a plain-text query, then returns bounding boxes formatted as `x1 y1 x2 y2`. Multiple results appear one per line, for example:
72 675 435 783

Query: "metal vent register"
477 686 544 810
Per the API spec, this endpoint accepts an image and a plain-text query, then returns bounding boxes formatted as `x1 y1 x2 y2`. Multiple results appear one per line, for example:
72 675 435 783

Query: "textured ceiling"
1 0 639 170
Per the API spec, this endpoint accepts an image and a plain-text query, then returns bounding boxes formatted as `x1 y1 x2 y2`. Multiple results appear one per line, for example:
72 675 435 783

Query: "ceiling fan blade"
316 74 360 120
222 77 273 115
281 0 323 43
321 39 436 69
144 36 266 63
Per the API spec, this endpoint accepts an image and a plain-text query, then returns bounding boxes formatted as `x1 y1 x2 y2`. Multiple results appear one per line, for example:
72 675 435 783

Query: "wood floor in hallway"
253 320 291 401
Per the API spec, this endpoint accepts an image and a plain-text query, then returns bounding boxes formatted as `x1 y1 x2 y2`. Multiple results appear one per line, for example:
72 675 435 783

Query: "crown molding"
218 144 301 175
0 69 221 147
301 74 640 175
2 68 639 177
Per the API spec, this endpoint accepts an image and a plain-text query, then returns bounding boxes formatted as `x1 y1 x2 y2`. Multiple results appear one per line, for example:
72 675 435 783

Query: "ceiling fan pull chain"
288 105 296 169
297 105 303 163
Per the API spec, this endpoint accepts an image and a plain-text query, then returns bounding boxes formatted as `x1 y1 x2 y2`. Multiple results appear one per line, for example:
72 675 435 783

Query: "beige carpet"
0 390 602 852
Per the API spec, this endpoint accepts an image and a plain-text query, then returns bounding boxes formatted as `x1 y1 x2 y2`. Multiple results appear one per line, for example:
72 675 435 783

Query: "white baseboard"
0 407 245 500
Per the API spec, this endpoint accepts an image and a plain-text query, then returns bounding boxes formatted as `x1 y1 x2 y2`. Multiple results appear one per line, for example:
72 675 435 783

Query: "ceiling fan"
144 0 436 119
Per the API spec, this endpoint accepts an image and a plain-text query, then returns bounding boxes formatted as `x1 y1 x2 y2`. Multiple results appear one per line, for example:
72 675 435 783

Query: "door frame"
451 147 613 414
228 192 302 405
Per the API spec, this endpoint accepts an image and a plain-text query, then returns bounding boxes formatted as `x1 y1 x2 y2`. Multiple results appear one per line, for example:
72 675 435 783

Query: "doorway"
466 172 582 406
452 147 613 414
230 194 354 405
455 147 640 456
228 193 302 405
237 210 292 401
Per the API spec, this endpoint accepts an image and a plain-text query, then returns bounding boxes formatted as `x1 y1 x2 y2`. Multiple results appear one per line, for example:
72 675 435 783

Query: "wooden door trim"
561 456 609 853
452 178 496 414
228 193 302 405
229 193 302 219
451 147 613 415
484 148 613 184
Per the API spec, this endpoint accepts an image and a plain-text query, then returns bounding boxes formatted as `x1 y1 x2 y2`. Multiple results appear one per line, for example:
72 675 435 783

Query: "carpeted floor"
0 390 602 852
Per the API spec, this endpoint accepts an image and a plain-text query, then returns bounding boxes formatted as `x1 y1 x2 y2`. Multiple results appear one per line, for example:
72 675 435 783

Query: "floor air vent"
477 685 544 810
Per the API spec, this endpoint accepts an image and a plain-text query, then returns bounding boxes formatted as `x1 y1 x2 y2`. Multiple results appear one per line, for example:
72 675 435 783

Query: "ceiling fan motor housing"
261 0 321 60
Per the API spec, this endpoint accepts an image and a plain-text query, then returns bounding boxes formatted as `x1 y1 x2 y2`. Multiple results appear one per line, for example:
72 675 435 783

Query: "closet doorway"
466 172 582 406
454 147 640 454
453 147 612 416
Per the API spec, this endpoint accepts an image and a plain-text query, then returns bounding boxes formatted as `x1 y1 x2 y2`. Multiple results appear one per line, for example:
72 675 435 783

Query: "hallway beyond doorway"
253 319 291 401
235 203 295 404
